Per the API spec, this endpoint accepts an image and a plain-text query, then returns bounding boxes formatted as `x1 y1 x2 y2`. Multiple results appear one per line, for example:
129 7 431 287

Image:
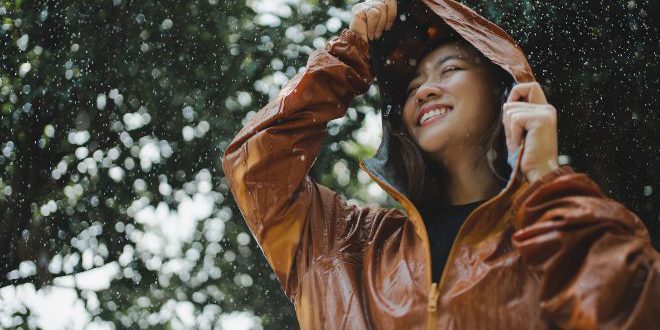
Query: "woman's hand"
349 0 397 42
502 81 559 184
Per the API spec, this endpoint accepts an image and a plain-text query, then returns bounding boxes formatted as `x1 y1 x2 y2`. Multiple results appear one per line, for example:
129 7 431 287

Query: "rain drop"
161 18 173 30
18 62 32 77
16 34 29 51
96 94 107 110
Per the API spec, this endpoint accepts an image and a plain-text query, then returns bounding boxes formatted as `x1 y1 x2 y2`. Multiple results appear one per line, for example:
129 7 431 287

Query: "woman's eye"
442 66 459 74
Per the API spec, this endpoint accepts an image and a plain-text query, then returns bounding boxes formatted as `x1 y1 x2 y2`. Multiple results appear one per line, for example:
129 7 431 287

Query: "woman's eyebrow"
432 54 467 67
414 54 467 76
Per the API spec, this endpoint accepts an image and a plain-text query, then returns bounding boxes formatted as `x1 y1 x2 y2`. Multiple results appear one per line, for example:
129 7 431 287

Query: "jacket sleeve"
510 166 660 329
221 29 374 298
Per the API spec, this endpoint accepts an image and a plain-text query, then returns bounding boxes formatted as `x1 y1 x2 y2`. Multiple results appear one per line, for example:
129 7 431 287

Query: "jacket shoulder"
311 182 407 250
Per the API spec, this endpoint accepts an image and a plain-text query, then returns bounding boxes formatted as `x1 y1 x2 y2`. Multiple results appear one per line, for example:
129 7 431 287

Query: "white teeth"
419 108 450 125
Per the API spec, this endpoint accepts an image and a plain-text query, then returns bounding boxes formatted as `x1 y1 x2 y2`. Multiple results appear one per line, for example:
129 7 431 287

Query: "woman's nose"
415 83 442 105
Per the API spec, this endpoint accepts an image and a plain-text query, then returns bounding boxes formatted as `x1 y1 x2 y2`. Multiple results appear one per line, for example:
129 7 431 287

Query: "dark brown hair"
389 36 513 213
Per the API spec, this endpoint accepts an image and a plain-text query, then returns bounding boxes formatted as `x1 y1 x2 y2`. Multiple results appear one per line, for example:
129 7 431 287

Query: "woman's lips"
417 104 453 126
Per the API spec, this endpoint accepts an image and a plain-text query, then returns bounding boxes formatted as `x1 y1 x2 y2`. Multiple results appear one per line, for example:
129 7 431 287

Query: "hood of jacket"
361 0 536 207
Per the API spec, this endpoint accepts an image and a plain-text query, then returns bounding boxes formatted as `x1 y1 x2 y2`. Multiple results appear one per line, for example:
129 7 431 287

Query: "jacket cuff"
511 165 576 221
338 28 369 55
325 28 373 79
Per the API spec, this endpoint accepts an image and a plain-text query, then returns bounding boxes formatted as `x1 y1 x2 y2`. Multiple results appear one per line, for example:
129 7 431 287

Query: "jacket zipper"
358 162 494 311
359 148 525 316
426 196 499 311
427 283 440 311
433 190 505 304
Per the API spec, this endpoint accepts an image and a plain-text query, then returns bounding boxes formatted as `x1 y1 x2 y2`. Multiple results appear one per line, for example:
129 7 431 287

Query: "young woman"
222 0 659 329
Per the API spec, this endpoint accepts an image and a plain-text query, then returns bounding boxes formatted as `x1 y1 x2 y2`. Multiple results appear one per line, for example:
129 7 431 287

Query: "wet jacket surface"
221 1 660 329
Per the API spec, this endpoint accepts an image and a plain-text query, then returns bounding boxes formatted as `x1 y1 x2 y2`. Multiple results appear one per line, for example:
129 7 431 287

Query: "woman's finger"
502 104 535 151
350 2 369 42
502 103 520 149
372 1 388 39
506 107 556 151
503 101 544 109
508 111 536 152
365 6 382 40
506 81 547 104
384 0 397 30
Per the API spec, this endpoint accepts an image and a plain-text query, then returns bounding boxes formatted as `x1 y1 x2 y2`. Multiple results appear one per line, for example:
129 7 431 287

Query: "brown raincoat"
221 0 660 328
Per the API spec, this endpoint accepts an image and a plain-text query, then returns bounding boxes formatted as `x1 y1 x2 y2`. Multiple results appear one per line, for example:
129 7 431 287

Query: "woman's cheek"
402 101 416 129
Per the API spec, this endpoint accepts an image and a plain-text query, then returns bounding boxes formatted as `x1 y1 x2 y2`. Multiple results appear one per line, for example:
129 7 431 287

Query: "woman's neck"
434 146 502 206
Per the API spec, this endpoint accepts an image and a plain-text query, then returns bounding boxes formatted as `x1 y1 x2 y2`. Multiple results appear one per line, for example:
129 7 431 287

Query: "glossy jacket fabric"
221 0 660 329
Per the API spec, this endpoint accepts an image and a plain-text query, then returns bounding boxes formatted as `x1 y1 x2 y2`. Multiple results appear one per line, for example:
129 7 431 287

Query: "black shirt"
424 199 486 281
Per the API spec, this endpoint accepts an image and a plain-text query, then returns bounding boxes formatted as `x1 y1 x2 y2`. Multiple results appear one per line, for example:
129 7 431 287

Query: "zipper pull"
427 282 439 312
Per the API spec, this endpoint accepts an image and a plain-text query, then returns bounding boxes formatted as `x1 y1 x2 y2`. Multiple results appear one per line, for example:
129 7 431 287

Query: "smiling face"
402 40 502 158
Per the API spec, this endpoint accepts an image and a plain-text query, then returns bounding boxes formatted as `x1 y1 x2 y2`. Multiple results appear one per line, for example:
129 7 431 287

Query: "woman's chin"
417 136 449 155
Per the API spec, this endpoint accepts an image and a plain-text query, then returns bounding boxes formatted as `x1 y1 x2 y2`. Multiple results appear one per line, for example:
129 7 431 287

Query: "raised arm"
221 28 373 297
511 166 660 329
